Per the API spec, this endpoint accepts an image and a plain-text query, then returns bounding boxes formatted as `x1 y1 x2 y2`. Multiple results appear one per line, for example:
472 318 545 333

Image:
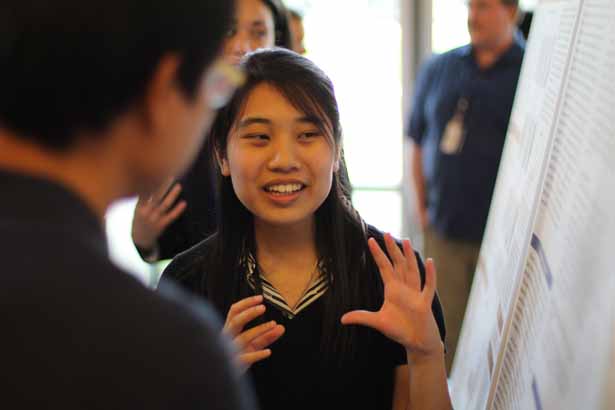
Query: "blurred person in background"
288 9 307 54
131 0 291 263
406 0 525 373
0 0 255 408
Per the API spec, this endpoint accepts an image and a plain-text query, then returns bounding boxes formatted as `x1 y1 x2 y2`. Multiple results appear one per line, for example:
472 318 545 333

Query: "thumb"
341 310 379 328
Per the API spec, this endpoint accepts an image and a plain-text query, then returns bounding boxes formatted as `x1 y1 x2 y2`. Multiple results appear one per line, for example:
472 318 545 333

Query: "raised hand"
131 179 186 254
341 233 443 360
223 295 285 372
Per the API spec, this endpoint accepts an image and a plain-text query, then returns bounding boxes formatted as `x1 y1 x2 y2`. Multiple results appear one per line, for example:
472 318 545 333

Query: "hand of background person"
131 179 187 253
223 295 285 372
341 233 443 361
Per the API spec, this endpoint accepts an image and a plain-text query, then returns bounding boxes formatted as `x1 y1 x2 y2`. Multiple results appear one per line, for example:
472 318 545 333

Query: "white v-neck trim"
244 253 329 319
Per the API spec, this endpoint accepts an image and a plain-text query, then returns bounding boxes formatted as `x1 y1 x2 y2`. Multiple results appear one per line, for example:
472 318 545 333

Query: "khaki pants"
424 227 480 375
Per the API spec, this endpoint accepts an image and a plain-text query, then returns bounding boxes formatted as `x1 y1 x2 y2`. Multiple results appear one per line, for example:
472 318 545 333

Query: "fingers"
235 321 285 351
157 200 187 229
157 183 183 214
341 310 381 331
136 178 177 207
423 258 437 303
224 296 265 337
248 325 285 350
152 178 178 202
227 295 263 318
225 305 266 337
134 182 184 221
238 349 272 369
368 238 394 284
383 233 410 285
135 194 149 208
147 183 183 220
382 233 423 291
402 239 421 290
224 296 285 372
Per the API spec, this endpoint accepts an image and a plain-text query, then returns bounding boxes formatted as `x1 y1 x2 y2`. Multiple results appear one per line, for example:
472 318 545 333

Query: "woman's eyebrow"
237 116 324 129
296 115 323 126
250 20 267 29
236 117 271 129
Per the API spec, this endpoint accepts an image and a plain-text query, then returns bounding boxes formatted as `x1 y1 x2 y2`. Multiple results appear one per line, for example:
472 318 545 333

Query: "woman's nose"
268 139 300 171
228 33 251 58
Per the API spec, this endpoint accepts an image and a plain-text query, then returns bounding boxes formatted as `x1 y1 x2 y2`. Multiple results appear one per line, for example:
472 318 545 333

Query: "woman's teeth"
265 183 303 194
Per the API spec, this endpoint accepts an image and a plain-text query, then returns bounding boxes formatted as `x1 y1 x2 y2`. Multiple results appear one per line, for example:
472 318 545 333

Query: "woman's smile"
262 180 307 204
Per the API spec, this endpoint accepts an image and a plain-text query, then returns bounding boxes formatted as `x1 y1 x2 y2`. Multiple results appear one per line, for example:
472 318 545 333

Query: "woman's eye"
243 134 269 142
299 131 321 140
250 30 268 39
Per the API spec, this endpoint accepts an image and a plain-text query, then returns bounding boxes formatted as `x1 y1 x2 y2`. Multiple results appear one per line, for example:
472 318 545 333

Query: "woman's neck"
254 218 319 277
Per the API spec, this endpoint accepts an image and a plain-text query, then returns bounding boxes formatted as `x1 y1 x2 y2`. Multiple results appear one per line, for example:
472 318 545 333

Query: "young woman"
224 0 292 66
160 49 452 410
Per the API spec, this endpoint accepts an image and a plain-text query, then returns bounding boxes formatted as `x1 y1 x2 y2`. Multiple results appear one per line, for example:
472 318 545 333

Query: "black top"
0 169 255 410
160 226 446 410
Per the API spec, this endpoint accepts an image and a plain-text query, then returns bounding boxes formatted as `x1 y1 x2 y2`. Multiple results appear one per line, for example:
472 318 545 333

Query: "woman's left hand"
341 233 443 360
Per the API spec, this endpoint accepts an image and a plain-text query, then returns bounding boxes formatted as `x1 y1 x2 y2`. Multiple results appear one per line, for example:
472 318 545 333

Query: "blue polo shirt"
407 32 525 242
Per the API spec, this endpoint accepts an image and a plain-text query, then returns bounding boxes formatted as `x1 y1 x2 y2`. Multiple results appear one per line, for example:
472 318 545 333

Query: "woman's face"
220 83 339 230
223 0 276 65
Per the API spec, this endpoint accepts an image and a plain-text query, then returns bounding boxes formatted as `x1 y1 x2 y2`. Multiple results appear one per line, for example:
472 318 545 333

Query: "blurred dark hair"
0 0 234 150
263 0 292 49
204 48 377 361
517 10 532 39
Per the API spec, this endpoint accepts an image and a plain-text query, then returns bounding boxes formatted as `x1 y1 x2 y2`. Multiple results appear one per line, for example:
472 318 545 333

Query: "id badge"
440 115 465 155
440 97 468 155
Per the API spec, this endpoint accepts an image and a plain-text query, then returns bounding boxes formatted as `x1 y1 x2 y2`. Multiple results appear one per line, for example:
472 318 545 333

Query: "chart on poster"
450 0 615 409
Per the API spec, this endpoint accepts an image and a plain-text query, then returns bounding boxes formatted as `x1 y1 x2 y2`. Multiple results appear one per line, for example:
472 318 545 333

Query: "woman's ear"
216 150 231 176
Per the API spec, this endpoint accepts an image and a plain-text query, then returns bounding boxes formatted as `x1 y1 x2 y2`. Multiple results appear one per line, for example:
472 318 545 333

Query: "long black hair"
263 0 292 49
204 48 382 361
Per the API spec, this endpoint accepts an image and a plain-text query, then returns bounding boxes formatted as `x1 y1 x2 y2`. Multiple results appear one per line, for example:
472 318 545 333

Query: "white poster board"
450 1 615 409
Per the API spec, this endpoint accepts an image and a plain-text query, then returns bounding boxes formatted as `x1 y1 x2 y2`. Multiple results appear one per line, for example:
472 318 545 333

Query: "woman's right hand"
223 295 285 371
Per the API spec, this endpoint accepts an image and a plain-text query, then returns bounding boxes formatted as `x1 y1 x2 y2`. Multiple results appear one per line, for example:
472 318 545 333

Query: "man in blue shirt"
407 0 525 373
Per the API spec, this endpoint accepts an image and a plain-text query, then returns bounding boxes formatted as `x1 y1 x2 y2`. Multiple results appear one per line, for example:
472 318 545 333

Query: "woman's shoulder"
365 224 384 241
159 234 218 290
365 225 425 267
